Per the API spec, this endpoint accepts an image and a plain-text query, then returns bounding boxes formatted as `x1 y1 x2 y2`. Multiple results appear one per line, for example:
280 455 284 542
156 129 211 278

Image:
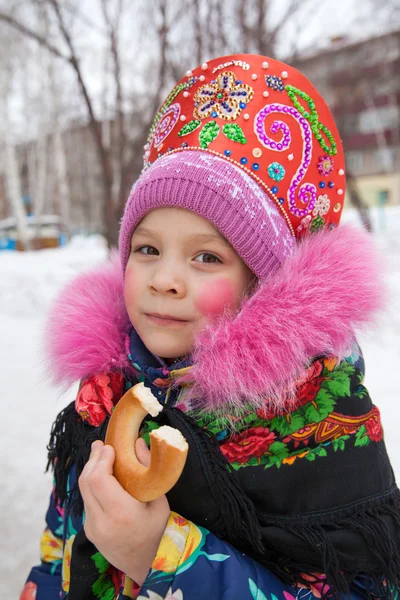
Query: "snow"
1 213 400 598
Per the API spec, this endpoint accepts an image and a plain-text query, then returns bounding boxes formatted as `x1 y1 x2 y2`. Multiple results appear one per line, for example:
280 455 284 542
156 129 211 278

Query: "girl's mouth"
145 313 190 327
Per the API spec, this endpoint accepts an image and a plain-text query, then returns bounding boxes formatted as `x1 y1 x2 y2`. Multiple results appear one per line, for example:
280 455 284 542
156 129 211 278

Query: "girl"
21 54 400 600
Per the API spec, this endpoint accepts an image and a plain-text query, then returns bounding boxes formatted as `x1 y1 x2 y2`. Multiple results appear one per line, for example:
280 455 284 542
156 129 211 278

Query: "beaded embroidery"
268 162 286 182
194 72 254 121
222 123 247 144
313 194 331 217
318 154 335 176
153 103 181 148
142 54 346 239
212 60 250 73
147 77 198 146
286 85 337 156
266 75 285 92
178 120 201 137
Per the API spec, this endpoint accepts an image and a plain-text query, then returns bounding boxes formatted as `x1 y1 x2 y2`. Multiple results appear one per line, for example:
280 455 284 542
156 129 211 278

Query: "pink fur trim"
188 225 386 411
45 227 386 413
44 250 131 387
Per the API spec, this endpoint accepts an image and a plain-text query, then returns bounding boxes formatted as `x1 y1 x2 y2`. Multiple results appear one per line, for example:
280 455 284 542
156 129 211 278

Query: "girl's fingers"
135 438 151 467
78 440 105 510
84 444 136 513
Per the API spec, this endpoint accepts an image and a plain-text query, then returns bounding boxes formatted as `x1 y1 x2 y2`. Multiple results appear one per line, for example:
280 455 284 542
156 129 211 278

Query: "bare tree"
32 1 50 242
0 22 30 249
0 0 350 246
0 72 30 249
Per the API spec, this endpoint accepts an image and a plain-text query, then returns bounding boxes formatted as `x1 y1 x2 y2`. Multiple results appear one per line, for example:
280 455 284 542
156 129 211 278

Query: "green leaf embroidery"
199 121 220 148
270 411 306 436
304 387 336 423
263 441 290 469
322 364 353 397
92 551 110 574
178 119 201 137
193 412 231 436
91 552 115 600
332 435 350 451
305 446 327 461
355 385 369 400
222 123 247 144
92 578 115 600
354 424 371 447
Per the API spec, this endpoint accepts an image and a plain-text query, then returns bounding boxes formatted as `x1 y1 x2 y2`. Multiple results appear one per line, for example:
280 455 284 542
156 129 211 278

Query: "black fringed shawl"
47 337 400 599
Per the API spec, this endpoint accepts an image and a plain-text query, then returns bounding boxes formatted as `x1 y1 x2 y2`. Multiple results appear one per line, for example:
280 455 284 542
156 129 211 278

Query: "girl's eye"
135 246 159 255
194 253 221 264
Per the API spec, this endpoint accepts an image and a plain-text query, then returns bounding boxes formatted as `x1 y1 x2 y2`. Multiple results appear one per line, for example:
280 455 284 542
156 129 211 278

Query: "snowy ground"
1 211 400 599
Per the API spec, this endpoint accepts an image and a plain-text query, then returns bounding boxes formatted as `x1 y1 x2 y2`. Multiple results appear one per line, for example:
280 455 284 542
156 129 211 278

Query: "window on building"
359 105 399 134
346 151 365 174
375 147 395 172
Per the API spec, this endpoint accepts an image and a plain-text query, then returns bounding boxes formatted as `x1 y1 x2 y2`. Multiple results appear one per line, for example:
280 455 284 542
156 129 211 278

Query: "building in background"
295 28 400 209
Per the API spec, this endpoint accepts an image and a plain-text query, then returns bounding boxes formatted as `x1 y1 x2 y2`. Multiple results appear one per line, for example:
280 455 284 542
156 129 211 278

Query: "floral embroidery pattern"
194 71 254 120
317 154 334 176
220 427 276 464
365 406 383 442
181 358 384 471
268 162 286 182
75 372 124 427
313 194 330 217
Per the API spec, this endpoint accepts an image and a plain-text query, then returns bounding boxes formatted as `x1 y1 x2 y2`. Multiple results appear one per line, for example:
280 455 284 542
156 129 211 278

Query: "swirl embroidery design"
254 103 316 217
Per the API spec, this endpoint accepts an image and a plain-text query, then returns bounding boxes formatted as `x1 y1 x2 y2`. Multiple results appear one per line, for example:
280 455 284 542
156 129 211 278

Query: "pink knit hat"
119 150 296 280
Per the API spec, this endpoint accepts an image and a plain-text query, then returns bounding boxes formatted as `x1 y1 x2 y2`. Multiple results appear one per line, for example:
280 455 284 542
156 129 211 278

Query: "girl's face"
124 207 255 360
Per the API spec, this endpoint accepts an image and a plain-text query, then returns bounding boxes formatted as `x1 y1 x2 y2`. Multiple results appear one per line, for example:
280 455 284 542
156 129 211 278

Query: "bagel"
105 382 188 502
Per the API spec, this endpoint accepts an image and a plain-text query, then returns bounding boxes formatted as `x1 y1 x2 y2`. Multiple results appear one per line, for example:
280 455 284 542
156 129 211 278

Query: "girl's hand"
78 439 170 586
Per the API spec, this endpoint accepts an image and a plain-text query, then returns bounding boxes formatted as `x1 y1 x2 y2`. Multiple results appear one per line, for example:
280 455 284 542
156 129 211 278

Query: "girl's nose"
148 264 186 297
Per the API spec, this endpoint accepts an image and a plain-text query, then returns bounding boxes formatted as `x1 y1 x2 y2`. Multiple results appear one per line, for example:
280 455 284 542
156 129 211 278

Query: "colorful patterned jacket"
21 227 400 599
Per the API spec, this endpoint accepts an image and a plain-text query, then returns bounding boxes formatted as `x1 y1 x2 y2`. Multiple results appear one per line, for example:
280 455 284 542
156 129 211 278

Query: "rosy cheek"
195 278 236 317
124 266 138 306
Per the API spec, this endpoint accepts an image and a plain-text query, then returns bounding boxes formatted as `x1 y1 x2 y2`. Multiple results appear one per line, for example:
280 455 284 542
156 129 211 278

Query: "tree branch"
0 10 70 62
48 0 117 244
100 0 126 209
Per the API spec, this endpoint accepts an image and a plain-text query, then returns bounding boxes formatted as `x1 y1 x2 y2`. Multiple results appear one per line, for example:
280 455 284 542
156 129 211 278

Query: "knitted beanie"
119 151 295 279
119 54 346 279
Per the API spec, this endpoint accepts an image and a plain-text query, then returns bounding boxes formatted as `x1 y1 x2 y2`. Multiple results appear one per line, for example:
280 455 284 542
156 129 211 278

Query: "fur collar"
45 226 386 411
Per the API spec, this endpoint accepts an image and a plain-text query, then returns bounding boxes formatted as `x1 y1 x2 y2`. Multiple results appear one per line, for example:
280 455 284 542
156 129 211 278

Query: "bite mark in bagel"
105 382 188 502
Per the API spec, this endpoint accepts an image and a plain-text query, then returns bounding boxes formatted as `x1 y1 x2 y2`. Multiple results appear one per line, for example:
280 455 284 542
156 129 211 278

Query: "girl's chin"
142 335 193 361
